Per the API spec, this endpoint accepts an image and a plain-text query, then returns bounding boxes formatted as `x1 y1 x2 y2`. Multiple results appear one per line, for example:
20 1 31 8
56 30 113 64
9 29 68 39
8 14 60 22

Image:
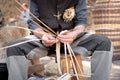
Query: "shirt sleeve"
75 0 87 27
27 0 40 30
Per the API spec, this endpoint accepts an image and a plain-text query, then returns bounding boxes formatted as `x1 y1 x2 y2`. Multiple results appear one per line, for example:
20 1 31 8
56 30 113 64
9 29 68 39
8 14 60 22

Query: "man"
6 0 113 80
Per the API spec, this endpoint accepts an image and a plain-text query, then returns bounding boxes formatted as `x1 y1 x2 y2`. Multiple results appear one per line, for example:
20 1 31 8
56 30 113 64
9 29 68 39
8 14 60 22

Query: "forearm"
70 25 85 37
33 28 46 39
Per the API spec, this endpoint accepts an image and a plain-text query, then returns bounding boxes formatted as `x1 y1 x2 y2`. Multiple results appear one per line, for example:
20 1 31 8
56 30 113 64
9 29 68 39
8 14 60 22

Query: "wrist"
33 28 47 39
71 25 85 38
73 25 85 33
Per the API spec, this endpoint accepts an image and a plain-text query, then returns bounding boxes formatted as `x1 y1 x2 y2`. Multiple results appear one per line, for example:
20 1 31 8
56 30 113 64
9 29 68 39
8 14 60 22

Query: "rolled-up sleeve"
27 0 40 30
75 0 87 27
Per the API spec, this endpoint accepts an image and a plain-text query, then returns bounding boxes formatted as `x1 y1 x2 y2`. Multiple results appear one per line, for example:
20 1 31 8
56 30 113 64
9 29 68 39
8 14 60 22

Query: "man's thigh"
71 33 111 56
7 35 48 59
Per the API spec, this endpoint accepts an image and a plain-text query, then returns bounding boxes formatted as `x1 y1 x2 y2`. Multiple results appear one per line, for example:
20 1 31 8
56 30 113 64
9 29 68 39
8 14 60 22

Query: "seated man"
6 0 113 80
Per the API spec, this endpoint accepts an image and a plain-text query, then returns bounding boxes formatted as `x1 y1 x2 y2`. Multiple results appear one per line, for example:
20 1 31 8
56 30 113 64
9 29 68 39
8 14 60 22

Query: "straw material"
93 0 120 28
93 0 120 54
95 29 120 54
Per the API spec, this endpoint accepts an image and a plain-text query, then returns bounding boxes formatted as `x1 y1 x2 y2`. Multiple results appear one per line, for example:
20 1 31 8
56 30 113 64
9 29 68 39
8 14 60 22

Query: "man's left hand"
57 25 85 44
57 30 77 44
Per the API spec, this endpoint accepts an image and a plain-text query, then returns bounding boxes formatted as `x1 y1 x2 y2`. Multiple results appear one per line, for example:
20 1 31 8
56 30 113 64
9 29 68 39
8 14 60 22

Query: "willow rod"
30 12 57 35
66 43 79 80
0 39 41 50
64 43 69 73
15 7 56 36
15 0 57 36
68 44 84 75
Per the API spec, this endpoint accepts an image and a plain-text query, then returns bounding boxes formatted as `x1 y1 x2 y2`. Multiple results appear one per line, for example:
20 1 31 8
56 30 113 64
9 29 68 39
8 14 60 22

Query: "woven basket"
95 29 120 54
93 0 120 54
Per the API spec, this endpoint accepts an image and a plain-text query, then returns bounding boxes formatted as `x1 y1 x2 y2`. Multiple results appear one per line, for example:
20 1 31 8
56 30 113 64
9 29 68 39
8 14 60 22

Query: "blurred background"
0 0 120 80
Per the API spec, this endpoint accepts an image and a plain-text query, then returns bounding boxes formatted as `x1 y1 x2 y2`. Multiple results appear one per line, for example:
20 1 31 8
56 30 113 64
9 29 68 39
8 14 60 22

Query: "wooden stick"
68 44 83 74
64 43 69 73
56 41 62 75
0 39 41 50
15 0 57 36
56 31 62 75
66 43 79 80
15 7 56 36
30 12 57 35
30 19 55 36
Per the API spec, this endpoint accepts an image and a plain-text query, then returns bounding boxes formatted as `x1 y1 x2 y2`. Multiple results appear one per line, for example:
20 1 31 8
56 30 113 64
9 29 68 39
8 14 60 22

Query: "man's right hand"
41 34 58 47
33 28 58 47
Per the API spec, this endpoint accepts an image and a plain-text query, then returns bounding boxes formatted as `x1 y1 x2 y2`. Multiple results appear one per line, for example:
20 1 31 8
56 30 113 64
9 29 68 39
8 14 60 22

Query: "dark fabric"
77 34 111 53
7 33 111 57
7 37 40 57
30 0 78 31
0 63 8 80
6 34 113 80
29 0 87 31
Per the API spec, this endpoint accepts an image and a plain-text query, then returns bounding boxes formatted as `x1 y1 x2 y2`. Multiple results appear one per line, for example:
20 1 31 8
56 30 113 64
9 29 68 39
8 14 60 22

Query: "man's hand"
57 25 85 44
33 25 85 45
33 28 58 47
41 34 58 47
57 30 77 44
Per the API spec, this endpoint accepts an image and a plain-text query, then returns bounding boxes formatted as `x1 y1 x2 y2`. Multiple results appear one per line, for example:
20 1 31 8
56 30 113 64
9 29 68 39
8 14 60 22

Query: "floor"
39 56 120 80
82 57 120 80
111 60 120 80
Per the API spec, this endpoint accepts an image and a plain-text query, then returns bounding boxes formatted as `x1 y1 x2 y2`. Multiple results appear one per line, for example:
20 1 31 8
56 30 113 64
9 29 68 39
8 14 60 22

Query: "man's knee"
7 38 28 57
96 35 112 51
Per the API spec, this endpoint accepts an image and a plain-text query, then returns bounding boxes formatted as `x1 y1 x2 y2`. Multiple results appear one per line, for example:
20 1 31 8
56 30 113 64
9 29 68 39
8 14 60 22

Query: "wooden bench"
60 54 85 80
30 54 85 80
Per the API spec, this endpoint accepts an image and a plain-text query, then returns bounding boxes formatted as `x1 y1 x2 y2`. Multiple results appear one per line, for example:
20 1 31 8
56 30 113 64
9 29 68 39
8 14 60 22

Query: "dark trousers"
7 33 113 80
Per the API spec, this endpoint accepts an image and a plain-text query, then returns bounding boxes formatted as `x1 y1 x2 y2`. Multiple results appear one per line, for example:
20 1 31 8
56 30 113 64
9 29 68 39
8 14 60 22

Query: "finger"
58 35 72 39
58 38 73 43
60 40 72 44
42 41 54 47
42 39 58 45
48 35 56 40
42 40 53 44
